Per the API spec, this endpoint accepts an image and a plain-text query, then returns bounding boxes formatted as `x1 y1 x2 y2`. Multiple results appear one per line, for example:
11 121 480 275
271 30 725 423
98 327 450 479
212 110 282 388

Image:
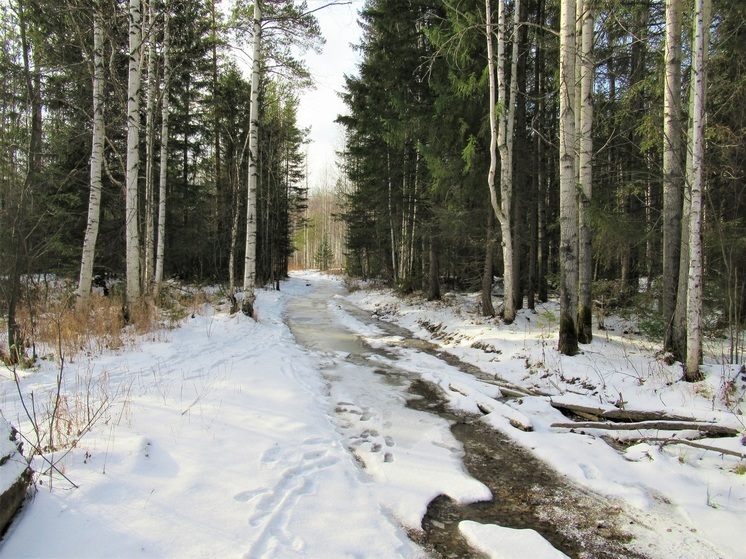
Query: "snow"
458 521 570 559
0 271 744 558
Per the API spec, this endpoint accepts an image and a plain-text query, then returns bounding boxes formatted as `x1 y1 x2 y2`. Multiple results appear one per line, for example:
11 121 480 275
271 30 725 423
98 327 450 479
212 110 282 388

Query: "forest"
1 0 744 379
336 0 745 377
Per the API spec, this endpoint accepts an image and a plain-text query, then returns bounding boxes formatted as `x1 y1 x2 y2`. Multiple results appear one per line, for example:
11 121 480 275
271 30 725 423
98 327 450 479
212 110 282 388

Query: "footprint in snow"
233 488 267 502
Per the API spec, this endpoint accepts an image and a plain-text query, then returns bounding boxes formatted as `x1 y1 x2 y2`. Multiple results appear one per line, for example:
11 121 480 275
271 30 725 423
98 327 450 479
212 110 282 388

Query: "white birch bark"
242 0 261 315
663 0 683 353
558 0 578 355
685 0 711 380
77 7 105 301
125 0 143 308
154 0 171 297
486 0 518 324
577 0 593 343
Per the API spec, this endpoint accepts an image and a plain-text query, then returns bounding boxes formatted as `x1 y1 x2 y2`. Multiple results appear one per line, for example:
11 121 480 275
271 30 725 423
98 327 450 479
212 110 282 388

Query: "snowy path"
1 272 743 558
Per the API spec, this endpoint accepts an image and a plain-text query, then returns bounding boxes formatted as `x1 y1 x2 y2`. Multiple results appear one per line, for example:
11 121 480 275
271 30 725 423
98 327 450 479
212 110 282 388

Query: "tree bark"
551 420 739 438
577 0 593 344
663 0 683 355
427 231 441 301
558 0 578 355
486 0 517 324
684 0 711 381
154 0 171 298
125 0 143 315
482 209 496 317
77 6 105 301
143 0 157 293
242 0 261 317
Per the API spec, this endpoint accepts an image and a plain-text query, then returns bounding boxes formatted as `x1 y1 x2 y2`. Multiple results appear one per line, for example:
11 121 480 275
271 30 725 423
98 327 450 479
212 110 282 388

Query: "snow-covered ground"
0 271 743 558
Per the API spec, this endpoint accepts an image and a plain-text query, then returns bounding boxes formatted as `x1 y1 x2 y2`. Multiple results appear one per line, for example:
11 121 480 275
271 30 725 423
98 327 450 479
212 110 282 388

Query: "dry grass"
2 281 212 367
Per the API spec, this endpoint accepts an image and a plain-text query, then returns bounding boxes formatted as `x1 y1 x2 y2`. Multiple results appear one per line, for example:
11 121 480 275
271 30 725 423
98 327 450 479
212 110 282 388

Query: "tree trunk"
242 0 261 317
577 0 593 344
482 209 496 317
486 0 516 324
663 0 683 355
558 0 578 355
125 0 143 315
143 0 157 294
7 0 42 362
684 0 711 381
154 1 171 298
77 7 105 301
427 231 440 301
535 0 548 304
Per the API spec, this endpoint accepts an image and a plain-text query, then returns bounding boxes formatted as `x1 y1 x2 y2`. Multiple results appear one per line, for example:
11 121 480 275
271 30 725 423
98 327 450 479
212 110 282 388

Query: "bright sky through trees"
296 0 363 188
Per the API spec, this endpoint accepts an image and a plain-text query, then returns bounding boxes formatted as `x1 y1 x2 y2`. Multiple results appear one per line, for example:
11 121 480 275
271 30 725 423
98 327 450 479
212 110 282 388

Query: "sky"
296 0 365 190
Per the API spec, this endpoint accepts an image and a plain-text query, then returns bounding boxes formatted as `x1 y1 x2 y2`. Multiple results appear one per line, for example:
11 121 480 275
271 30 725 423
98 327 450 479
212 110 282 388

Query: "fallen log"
551 420 740 438
550 399 710 423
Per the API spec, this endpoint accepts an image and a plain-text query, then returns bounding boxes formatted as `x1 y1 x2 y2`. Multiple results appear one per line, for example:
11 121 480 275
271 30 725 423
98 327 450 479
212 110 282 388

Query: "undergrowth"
0 279 214 488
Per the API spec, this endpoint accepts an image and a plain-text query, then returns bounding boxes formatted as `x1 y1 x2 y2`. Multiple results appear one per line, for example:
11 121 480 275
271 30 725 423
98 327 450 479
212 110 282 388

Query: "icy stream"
285 280 657 559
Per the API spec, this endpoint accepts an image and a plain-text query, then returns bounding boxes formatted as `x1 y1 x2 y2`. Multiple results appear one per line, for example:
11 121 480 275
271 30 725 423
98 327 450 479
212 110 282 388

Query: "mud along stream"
286 278 652 559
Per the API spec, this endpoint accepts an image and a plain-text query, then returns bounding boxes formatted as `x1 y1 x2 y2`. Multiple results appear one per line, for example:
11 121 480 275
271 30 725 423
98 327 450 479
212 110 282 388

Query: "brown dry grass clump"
2 281 211 367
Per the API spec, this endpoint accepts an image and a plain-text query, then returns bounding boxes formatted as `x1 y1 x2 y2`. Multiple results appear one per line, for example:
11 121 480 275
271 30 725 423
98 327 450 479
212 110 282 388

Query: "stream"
285 279 649 559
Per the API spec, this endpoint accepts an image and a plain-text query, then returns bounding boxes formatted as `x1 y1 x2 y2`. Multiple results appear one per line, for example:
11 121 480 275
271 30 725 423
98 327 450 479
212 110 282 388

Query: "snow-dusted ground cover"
0 276 431 558
0 270 743 558
344 277 746 558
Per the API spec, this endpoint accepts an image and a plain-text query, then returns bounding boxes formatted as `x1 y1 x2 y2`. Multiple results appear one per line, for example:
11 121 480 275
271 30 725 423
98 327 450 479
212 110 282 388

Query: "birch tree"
124 0 143 314
234 0 323 316
577 0 593 344
662 0 683 355
77 4 105 301
558 0 578 355
485 0 520 324
685 0 711 381
241 0 261 317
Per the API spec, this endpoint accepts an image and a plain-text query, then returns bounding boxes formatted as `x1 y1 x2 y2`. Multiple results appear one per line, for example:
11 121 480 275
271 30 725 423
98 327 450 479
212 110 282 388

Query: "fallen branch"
630 437 745 459
550 399 713 423
551 420 739 438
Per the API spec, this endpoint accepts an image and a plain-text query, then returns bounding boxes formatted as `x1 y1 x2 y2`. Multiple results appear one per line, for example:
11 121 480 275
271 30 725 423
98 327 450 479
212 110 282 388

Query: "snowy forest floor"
0 271 744 558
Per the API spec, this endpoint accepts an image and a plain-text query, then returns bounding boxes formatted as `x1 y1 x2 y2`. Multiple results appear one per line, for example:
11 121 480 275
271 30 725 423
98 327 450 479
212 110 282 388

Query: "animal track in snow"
242 441 339 558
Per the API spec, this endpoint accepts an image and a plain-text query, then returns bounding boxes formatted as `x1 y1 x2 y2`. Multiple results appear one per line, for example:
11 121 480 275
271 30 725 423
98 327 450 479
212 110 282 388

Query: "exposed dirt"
407 379 647 559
